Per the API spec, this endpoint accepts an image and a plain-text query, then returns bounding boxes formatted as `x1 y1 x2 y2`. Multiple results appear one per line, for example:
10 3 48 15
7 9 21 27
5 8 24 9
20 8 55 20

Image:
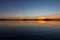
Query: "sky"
0 0 60 16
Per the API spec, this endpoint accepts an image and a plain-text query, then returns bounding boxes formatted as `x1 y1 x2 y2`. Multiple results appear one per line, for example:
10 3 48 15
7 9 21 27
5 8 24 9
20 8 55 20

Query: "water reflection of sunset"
0 21 60 26
37 21 60 26
37 21 46 24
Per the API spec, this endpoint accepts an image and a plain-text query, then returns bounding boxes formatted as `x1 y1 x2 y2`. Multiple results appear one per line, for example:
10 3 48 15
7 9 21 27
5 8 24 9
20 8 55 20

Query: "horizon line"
0 19 60 21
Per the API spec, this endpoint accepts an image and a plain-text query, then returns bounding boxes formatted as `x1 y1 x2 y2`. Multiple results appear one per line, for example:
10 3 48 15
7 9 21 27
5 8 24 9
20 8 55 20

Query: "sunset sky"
0 0 60 18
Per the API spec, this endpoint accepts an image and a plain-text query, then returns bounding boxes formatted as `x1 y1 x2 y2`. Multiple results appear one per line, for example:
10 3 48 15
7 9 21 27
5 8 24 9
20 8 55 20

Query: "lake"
0 21 60 40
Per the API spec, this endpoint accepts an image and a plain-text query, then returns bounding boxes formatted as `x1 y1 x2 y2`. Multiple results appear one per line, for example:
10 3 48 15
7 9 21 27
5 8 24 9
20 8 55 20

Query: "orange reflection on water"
0 21 60 26
0 21 36 26
37 21 60 26
37 21 46 24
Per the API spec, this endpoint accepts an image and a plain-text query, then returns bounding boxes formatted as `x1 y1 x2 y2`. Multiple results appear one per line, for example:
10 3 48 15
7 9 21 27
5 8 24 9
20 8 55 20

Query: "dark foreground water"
0 21 60 40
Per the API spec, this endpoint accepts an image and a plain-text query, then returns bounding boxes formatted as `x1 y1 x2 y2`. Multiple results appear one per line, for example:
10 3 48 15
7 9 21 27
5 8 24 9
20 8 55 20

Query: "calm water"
0 21 60 39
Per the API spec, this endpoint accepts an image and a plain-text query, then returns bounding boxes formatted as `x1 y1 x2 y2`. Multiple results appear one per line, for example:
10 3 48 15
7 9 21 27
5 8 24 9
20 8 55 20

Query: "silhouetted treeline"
0 19 60 21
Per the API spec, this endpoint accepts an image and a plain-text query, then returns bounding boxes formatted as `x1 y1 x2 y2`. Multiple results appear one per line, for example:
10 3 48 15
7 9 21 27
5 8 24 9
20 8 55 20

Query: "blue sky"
0 0 60 16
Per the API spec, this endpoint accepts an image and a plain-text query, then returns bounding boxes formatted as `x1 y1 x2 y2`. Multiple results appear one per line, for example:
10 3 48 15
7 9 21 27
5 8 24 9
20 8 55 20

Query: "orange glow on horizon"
0 13 60 19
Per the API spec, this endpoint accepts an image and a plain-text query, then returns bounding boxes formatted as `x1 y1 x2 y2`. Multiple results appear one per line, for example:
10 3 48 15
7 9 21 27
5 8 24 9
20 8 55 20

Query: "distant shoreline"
0 19 60 21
